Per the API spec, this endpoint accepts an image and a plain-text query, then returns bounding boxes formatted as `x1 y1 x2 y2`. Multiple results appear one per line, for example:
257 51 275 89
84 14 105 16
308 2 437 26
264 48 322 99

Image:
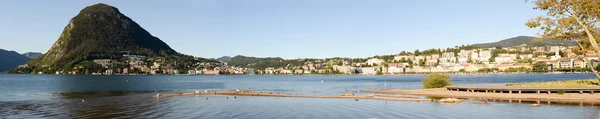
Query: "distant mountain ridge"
471 36 576 48
22 52 43 59
212 56 232 62
0 49 31 72
226 55 284 67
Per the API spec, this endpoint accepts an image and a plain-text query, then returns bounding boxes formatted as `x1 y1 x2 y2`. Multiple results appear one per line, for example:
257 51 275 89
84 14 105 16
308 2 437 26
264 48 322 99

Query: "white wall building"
366 58 385 66
361 67 378 75
494 56 514 64
387 66 403 74
479 50 492 62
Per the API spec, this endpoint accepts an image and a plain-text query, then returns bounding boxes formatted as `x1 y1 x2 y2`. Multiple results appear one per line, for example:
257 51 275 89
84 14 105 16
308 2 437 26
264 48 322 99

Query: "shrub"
557 90 566 95
422 73 453 89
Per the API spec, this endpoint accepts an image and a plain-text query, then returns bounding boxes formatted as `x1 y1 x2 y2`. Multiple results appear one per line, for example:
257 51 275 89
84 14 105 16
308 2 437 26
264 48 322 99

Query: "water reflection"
2 74 600 118
66 95 172 118
54 75 225 93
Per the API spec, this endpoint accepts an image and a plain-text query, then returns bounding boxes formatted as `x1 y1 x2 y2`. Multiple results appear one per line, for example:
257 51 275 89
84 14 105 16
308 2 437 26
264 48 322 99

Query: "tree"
375 70 383 75
533 61 549 72
526 0 600 80
414 50 420 56
422 73 452 89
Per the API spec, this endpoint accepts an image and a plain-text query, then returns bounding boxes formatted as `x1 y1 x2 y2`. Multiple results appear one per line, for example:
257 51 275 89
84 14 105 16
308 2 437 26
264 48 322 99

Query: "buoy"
531 104 541 107
206 98 208 100
82 100 85 102
126 80 128 83
226 97 229 99
321 80 323 83
195 91 200 94
234 96 237 99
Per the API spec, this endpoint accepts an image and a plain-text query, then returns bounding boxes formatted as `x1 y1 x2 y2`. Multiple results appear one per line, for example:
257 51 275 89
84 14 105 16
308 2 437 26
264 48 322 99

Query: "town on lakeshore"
11 43 598 75
2 2 599 77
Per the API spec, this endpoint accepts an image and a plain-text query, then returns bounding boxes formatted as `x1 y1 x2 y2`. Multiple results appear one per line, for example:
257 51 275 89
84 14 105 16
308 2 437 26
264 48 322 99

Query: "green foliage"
248 59 305 70
556 68 592 72
227 55 284 67
504 67 532 72
419 49 441 55
422 73 452 89
557 90 566 95
375 70 383 75
471 36 575 48
398 51 412 56
478 68 499 72
372 55 395 62
508 79 600 88
533 62 549 72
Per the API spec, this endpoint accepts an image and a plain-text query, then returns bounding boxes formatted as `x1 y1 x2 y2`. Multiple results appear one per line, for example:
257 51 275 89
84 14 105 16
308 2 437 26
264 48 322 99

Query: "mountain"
471 36 576 48
212 56 232 62
226 55 284 67
25 3 177 69
0 49 31 72
22 52 43 59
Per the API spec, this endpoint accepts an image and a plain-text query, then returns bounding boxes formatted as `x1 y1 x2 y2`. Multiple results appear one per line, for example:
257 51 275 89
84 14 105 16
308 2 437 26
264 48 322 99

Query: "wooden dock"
447 84 600 94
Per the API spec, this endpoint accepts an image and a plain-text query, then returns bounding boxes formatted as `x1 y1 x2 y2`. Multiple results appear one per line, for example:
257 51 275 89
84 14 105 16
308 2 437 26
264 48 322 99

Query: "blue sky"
0 0 542 59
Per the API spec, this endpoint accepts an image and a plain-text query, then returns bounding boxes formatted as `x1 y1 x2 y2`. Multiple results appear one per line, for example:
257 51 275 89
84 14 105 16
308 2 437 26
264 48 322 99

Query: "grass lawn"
507 79 600 88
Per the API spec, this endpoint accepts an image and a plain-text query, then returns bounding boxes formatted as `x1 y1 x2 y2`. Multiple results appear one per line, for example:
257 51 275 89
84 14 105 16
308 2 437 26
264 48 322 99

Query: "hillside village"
8 4 599 76
253 45 599 75
16 43 598 75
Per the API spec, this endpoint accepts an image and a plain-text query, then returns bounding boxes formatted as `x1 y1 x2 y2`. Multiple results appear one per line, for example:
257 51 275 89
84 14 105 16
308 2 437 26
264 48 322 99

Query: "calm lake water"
1 74 599 118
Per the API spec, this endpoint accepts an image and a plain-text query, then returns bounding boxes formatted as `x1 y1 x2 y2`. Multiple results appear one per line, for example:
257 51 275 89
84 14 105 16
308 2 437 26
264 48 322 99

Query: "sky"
0 0 543 59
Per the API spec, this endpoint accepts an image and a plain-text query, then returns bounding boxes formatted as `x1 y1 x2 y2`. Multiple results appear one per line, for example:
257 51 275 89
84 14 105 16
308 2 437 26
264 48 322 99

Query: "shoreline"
154 90 433 102
154 87 600 106
363 88 600 104
1 72 595 76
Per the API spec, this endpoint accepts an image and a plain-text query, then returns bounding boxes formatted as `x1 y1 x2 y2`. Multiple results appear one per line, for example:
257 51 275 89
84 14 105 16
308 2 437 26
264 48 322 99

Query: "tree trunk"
574 39 600 80
573 15 600 81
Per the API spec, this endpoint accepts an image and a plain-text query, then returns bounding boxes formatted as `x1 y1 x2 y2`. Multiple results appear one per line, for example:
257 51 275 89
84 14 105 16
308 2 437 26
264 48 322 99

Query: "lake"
1 74 599 118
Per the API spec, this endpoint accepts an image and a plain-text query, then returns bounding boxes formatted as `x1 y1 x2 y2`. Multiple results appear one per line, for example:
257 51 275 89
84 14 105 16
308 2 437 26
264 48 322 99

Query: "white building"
366 58 385 66
393 55 410 62
498 53 519 60
361 67 379 75
470 52 479 62
333 65 356 74
426 54 440 60
387 66 403 74
459 50 476 58
458 58 468 64
439 52 456 64
519 54 534 60
479 50 492 62
494 56 514 64
281 70 293 74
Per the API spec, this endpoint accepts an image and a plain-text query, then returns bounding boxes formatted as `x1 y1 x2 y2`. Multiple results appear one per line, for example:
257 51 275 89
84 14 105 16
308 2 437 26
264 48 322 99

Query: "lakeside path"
363 88 600 104
154 90 433 102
